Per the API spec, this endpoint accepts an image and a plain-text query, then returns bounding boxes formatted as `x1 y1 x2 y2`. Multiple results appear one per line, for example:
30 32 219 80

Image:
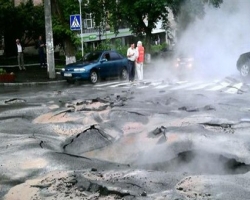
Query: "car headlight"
61 68 65 71
74 68 85 72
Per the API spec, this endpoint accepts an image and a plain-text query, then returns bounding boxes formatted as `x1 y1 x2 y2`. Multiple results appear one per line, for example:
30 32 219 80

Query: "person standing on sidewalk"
37 36 46 68
135 41 144 82
16 39 26 70
127 43 136 83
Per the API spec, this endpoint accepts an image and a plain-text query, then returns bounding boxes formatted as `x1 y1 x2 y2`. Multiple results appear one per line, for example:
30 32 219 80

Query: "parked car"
236 52 250 78
61 50 128 84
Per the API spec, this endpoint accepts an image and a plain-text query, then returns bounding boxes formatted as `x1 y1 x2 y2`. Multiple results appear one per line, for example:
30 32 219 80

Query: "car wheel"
90 70 99 84
120 67 128 80
240 62 250 78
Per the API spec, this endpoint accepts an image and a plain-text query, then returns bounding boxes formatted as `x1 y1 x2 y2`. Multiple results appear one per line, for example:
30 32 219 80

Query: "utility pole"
44 0 55 79
78 0 84 57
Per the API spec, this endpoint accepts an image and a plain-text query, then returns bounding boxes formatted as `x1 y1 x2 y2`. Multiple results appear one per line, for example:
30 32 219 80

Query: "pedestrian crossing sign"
70 14 81 31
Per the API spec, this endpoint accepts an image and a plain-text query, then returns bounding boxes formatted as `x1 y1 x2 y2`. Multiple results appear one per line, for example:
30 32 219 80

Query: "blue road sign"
70 14 81 31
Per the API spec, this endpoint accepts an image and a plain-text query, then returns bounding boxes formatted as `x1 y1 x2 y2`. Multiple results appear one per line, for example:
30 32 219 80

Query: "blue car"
61 50 129 84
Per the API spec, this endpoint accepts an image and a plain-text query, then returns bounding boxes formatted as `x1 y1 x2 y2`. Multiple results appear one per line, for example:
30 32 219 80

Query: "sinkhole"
141 150 250 175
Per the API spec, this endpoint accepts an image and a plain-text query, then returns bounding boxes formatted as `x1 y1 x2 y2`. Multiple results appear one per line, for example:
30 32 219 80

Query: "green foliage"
161 42 168 49
0 0 223 57
170 0 223 33
112 39 128 56
95 39 112 51
111 0 223 52
117 0 171 51
81 38 128 57
149 42 168 54
150 45 163 54
17 1 45 44
0 68 7 75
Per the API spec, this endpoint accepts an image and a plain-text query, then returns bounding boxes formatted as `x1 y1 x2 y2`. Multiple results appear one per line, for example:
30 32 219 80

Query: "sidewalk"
0 62 156 86
0 64 65 86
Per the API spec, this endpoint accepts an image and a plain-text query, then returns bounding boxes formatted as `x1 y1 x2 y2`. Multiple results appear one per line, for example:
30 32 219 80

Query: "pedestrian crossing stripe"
91 80 246 94
224 83 243 94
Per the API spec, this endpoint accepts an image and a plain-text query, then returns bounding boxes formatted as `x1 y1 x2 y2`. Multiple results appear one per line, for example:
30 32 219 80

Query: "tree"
172 0 223 35
51 0 83 64
116 0 173 52
50 0 223 61
0 0 16 56
88 0 118 34
17 0 45 46
112 0 223 53
0 0 45 56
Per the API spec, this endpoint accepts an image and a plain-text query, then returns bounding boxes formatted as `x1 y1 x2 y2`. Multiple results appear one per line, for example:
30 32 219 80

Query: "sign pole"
78 0 84 57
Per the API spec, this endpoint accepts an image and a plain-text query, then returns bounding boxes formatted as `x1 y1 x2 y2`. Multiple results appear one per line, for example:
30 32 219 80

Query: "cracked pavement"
1 76 250 200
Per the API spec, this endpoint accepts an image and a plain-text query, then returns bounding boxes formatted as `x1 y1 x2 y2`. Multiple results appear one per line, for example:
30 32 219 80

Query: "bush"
0 68 7 74
78 39 128 57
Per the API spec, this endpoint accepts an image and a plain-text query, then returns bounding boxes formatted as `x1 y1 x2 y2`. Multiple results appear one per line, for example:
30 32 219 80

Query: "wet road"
1 74 250 200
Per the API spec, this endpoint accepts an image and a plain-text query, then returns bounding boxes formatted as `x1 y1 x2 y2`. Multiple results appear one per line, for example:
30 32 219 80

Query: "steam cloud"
150 1 250 82
175 0 250 80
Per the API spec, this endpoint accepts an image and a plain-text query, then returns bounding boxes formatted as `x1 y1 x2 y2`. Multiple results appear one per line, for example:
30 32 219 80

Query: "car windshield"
83 52 102 62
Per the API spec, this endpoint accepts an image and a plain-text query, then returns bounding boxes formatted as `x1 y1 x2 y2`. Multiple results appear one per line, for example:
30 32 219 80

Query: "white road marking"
95 81 121 87
170 81 202 90
109 82 131 87
224 83 243 94
94 79 246 94
206 81 231 91
155 84 170 89
187 82 216 90
176 81 188 84
150 82 163 86
137 86 149 89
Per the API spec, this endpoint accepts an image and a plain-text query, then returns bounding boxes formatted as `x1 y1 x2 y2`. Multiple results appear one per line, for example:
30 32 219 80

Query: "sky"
175 0 250 79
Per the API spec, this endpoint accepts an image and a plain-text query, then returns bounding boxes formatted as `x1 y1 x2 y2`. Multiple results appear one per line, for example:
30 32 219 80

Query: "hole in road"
141 150 250 175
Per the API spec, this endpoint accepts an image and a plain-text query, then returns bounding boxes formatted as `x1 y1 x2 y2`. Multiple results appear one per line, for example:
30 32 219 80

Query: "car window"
110 52 122 61
84 52 102 62
102 53 110 61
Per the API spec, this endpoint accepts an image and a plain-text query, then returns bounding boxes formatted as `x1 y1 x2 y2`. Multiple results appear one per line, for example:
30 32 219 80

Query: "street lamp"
78 0 84 57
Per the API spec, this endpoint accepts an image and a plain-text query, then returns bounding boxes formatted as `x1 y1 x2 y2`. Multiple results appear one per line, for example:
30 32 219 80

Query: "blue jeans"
39 50 46 67
128 60 135 81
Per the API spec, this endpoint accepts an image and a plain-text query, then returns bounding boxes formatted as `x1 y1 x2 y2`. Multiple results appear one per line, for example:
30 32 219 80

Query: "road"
1 73 250 200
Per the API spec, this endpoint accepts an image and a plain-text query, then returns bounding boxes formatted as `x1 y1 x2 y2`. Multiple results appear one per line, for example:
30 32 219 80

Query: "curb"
0 80 66 86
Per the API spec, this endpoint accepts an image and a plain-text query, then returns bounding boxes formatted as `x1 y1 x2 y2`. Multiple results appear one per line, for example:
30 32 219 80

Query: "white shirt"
17 44 22 53
127 47 136 61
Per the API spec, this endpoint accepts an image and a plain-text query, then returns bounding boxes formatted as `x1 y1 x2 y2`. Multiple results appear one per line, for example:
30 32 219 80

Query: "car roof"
92 50 119 54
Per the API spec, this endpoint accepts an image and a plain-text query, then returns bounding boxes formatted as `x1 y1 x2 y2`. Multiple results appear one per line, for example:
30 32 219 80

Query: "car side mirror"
100 58 108 63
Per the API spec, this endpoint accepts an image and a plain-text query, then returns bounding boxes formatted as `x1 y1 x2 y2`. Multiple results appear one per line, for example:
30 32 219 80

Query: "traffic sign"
70 14 81 31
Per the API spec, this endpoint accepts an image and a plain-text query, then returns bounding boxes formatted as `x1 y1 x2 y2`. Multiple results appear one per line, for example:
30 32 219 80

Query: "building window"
84 13 94 29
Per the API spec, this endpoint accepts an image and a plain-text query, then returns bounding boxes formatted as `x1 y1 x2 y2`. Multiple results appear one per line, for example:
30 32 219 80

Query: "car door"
98 52 114 78
109 52 124 77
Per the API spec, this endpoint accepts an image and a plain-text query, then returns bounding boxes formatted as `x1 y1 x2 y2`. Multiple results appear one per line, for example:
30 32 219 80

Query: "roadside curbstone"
0 80 66 86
